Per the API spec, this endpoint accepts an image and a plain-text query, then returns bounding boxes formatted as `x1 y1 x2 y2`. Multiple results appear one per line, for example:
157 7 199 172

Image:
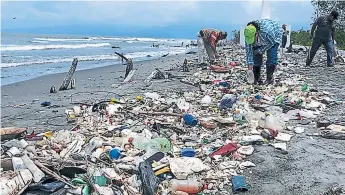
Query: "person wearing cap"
306 10 339 67
197 28 228 64
244 19 282 85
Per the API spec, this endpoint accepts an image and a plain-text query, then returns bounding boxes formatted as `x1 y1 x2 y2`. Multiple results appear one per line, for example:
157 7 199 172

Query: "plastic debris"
0 42 337 195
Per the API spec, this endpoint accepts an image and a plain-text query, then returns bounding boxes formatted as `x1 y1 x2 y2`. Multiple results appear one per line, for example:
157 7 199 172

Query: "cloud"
1 1 314 31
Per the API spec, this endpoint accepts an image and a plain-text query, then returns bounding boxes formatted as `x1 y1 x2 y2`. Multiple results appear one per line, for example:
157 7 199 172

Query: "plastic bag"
138 161 162 195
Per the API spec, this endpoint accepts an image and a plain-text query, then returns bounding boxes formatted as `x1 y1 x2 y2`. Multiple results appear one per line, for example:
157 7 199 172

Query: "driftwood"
35 160 77 189
71 78 76 89
50 85 57 93
59 58 78 91
137 111 183 117
182 59 189 72
125 59 133 78
321 130 345 140
161 53 169 57
0 127 27 141
114 52 128 61
115 52 134 80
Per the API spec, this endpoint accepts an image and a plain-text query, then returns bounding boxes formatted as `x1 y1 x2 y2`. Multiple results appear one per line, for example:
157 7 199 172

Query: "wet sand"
1 46 345 194
1 53 199 130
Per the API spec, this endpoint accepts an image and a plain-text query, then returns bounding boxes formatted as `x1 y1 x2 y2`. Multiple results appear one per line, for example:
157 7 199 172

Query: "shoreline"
1 49 195 86
1 52 198 129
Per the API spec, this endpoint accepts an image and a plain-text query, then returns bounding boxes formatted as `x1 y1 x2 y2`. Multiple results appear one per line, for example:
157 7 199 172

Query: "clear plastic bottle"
247 70 255 84
170 179 204 194
264 113 276 130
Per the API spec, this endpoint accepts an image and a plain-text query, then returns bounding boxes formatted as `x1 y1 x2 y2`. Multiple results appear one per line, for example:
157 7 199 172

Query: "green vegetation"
291 30 345 50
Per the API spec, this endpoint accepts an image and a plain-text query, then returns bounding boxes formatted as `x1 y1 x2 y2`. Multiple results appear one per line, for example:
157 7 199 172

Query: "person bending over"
244 19 282 85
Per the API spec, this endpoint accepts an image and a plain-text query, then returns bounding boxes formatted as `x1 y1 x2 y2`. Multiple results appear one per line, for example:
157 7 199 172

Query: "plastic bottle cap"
128 137 133 143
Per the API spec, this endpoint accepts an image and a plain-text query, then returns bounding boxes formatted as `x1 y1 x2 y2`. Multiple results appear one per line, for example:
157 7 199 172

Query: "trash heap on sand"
1 43 344 195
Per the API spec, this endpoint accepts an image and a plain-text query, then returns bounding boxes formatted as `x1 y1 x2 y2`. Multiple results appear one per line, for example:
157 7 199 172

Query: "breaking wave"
1 49 187 68
33 37 91 42
1 43 111 51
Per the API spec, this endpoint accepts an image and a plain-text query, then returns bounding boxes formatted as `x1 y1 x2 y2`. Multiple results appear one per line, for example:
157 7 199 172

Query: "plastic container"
219 95 237 110
171 179 204 194
12 157 26 171
181 148 196 157
183 114 198 126
232 175 248 192
109 148 121 160
200 95 212 106
247 70 254 84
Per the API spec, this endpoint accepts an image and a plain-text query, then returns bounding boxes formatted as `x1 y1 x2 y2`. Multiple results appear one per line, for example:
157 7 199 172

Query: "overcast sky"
1 1 315 37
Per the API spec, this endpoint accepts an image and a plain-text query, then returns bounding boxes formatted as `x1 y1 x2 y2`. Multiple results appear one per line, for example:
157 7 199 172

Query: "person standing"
197 28 227 64
281 24 289 51
306 11 339 67
244 19 282 85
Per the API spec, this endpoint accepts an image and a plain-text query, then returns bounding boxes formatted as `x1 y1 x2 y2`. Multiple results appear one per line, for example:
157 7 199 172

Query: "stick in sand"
59 58 78 91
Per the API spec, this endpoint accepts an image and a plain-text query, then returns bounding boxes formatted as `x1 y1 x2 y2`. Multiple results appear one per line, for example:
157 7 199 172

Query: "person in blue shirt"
244 19 282 85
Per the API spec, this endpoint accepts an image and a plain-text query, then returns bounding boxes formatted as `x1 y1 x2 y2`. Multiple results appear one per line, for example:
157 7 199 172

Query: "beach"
1 36 345 194
1 52 198 130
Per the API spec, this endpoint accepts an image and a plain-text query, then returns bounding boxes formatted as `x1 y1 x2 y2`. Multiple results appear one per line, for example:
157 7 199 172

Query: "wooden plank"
59 58 78 91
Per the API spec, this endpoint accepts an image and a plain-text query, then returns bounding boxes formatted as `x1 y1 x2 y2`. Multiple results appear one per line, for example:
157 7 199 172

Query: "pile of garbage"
1 43 344 195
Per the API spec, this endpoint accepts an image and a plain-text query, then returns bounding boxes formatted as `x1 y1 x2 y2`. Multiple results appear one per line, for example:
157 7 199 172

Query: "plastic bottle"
275 94 284 105
85 137 103 155
301 84 308 92
183 114 198 126
200 95 212 106
12 157 26 171
233 109 243 121
129 136 161 151
170 179 204 194
177 98 190 112
264 113 276 130
247 70 254 84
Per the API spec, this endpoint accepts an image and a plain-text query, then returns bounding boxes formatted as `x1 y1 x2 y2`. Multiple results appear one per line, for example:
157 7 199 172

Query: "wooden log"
321 130 345 140
137 111 182 117
35 160 77 189
59 58 78 91
114 51 128 61
0 127 27 141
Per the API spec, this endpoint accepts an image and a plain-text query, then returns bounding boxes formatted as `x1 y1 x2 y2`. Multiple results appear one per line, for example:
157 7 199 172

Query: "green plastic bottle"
301 84 308 92
275 94 284 105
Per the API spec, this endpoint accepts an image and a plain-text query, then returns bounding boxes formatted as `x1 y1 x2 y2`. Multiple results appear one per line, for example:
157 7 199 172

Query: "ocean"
1 33 194 86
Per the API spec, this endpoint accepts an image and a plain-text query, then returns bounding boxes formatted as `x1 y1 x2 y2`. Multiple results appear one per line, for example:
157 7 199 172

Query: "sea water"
1 33 195 85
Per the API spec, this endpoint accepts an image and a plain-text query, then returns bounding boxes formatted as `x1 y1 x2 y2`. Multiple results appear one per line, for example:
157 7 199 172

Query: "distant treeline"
291 30 345 49
231 29 345 50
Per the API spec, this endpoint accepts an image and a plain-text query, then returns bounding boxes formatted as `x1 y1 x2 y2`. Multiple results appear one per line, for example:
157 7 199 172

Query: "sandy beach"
1 52 198 131
1 44 345 194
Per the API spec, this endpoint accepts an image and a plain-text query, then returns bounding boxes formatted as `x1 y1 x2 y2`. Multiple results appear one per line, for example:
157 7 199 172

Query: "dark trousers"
307 37 333 65
253 43 279 67
281 36 287 48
